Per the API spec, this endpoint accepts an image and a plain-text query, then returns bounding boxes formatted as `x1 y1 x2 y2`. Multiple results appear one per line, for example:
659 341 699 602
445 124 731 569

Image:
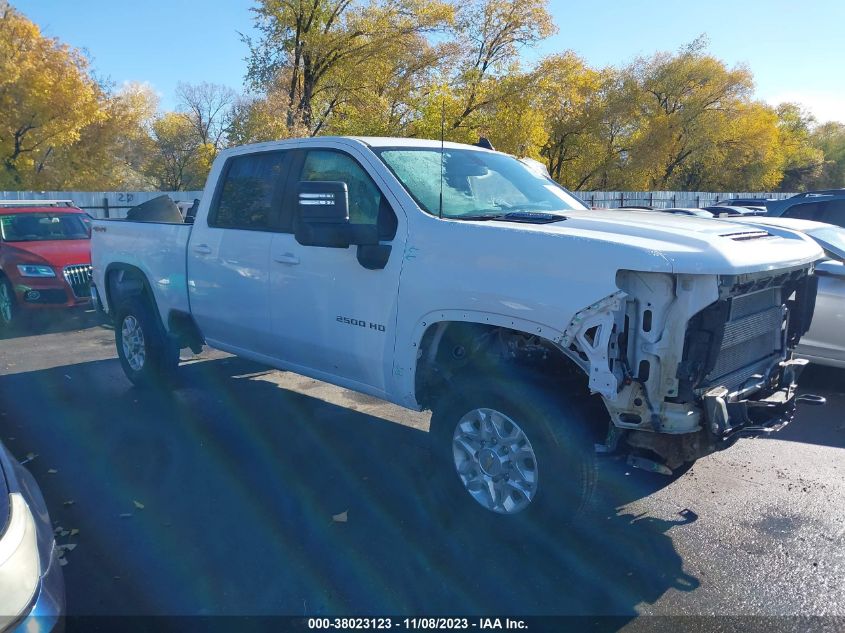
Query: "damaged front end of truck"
560 265 824 474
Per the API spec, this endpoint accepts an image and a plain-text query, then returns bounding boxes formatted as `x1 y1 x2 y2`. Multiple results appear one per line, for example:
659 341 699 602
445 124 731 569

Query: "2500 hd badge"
337 315 386 332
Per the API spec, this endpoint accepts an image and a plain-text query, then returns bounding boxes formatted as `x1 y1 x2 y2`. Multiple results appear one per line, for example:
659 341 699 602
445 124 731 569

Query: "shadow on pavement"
0 308 104 340
763 364 845 450
799 364 845 395
0 356 699 619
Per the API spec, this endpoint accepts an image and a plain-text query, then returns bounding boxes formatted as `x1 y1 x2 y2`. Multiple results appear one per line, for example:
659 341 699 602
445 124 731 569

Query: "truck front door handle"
273 253 300 265
193 244 212 255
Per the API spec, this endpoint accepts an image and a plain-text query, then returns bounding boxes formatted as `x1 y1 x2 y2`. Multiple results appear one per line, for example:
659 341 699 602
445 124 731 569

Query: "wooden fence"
0 191 204 219
574 191 796 209
1 189 798 216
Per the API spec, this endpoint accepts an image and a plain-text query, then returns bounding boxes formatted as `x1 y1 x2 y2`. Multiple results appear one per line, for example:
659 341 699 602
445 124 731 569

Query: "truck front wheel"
430 374 597 527
115 297 179 387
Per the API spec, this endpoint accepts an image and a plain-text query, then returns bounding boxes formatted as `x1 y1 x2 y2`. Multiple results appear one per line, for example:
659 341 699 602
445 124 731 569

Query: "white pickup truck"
91 137 825 524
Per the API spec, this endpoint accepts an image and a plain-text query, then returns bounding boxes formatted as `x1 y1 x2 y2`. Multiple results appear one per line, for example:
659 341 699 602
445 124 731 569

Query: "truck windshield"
374 147 587 219
0 213 91 242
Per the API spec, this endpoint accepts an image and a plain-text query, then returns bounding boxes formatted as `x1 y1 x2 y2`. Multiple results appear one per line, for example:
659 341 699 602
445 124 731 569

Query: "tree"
775 103 825 191
144 113 211 190
0 4 103 188
37 82 158 190
244 0 452 135
322 34 454 137
227 91 302 145
537 56 638 190
623 37 755 189
175 81 238 150
449 0 555 133
808 122 845 189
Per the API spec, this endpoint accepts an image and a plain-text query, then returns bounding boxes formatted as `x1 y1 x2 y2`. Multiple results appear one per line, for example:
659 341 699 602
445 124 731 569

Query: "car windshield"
807 225 845 260
0 212 91 242
374 147 587 219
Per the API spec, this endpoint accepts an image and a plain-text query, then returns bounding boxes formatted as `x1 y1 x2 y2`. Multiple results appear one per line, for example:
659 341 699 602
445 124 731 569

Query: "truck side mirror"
294 181 352 248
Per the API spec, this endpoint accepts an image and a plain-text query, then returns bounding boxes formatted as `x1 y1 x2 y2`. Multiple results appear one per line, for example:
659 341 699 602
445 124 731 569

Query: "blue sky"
15 0 845 123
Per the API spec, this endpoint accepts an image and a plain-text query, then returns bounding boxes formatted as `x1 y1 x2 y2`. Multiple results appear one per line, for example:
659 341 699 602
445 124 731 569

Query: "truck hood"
4 239 91 268
479 210 824 274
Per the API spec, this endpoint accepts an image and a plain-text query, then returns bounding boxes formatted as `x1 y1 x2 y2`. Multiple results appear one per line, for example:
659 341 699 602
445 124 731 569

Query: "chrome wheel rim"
0 283 12 324
452 408 538 514
121 315 146 371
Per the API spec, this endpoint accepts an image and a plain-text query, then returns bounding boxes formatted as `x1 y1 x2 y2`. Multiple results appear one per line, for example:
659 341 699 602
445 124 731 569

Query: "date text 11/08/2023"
307 618 528 630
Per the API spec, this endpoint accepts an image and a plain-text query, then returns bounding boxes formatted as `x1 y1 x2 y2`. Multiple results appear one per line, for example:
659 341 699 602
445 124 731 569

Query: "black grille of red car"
63 264 92 299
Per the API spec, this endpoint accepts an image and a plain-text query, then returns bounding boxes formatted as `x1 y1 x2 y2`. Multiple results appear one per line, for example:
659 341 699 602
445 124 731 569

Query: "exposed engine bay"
558 266 822 471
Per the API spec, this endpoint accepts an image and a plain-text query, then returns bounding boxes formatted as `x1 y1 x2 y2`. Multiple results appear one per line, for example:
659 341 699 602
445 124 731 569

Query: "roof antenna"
439 90 445 220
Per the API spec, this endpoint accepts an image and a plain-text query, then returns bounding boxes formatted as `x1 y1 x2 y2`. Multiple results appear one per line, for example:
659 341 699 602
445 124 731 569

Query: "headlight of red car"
15 265 55 278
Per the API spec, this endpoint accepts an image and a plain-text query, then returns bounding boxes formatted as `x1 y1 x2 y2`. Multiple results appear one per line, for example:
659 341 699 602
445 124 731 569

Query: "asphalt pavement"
0 315 843 628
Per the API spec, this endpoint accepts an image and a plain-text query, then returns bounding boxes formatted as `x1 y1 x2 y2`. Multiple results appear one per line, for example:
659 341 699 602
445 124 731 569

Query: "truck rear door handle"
193 244 212 255
273 253 300 265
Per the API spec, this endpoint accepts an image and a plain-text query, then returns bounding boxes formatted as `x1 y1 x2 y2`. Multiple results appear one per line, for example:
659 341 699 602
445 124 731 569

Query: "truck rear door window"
210 151 287 230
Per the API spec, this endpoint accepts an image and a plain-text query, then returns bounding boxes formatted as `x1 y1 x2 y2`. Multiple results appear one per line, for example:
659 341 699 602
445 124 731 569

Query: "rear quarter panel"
91 220 192 325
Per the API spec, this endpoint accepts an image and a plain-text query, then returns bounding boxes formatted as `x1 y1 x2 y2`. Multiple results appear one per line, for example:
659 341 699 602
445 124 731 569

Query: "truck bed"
90 218 193 321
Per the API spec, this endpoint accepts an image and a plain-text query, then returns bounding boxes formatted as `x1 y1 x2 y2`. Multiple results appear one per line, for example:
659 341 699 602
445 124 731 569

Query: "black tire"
0 276 18 336
429 372 597 528
115 296 179 388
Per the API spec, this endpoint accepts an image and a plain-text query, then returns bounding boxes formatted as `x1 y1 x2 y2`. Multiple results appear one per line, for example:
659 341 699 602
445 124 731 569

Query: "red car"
0 201 92 331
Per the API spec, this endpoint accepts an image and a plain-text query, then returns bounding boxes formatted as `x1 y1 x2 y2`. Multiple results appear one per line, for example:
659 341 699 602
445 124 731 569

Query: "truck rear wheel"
430 374 597 527
115 297 179 387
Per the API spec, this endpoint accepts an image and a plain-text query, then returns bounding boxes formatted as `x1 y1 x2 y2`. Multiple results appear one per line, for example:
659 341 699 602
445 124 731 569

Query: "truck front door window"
300 151 383 226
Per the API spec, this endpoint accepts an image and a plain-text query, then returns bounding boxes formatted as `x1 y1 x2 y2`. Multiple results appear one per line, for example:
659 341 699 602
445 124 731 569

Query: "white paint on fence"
573 191 796 209
1 189 798 216
0 191 204 218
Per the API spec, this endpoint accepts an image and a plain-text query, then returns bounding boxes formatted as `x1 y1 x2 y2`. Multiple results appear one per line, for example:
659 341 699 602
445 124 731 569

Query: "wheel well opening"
105 265 149 312
415 321 608 442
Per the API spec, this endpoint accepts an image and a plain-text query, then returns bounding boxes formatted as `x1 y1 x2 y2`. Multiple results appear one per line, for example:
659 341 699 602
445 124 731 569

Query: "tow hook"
795 394 826 406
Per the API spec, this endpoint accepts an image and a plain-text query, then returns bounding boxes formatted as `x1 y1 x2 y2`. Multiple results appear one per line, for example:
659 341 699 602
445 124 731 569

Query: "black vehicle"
766 189 845 229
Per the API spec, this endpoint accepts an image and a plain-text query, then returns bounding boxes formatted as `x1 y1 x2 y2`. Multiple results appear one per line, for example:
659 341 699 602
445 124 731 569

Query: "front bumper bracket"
703 358 824 443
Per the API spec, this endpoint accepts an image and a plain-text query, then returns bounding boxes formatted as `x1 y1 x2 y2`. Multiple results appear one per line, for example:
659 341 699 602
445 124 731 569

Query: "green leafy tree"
775 103 825 191
808 122 845 189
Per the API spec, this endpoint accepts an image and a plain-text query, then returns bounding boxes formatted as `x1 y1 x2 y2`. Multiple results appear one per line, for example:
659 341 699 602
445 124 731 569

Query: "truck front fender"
397 310 578 410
